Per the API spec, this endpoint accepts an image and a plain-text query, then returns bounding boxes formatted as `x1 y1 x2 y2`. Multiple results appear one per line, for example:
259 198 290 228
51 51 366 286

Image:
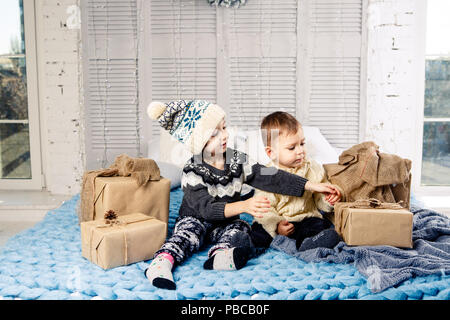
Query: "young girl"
145 99 339 290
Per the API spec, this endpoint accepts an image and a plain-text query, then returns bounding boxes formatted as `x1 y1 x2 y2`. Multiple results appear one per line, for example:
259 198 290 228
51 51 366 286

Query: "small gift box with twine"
81 210 167 269
326 199 413 248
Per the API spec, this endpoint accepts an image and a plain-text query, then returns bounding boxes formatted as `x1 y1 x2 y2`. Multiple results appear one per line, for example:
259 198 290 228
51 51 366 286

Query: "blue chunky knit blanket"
0 187 449 300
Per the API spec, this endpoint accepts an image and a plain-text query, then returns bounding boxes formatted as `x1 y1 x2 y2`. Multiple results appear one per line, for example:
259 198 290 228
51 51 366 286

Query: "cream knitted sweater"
254 156 338 238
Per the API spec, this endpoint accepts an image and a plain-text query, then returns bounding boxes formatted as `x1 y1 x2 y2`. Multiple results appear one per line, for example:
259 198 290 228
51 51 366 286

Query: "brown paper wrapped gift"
93 176 170 222
81 213 167 269
326 199 413 248
79 154 164 223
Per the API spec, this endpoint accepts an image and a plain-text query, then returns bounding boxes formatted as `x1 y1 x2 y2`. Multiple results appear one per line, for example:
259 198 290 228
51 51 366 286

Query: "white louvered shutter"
299 0 367 148
226 0 299 131
148 0 217 140
82 0 367 168
82 0 142 169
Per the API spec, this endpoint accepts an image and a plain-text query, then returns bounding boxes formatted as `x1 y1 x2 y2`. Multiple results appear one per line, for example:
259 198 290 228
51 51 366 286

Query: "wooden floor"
0 190 71 248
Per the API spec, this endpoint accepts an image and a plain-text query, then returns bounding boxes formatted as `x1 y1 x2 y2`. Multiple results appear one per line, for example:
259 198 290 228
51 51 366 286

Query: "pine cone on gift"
104 210 118 224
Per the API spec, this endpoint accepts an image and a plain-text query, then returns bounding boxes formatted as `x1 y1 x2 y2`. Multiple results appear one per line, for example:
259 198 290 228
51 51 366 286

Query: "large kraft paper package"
81 213 167 270
327 201 413 248
93 176 170 223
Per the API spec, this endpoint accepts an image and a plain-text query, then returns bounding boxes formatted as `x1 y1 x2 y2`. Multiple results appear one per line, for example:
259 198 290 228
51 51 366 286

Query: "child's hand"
277 220 294 236
243 196 271 218
325 187 341 206
305 181 337 194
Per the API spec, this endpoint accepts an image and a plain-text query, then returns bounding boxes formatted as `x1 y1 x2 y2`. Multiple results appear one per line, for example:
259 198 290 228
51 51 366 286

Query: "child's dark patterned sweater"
179 148 309 223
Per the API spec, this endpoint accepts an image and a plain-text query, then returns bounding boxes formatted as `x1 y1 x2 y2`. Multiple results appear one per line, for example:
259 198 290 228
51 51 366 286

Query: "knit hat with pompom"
147 99 226 155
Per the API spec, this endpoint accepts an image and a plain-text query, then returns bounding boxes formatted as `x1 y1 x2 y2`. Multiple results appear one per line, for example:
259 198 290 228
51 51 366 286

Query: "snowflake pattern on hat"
171 100 211 143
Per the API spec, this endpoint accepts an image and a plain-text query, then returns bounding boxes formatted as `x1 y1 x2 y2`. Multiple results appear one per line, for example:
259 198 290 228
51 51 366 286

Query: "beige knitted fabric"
111 154 161 186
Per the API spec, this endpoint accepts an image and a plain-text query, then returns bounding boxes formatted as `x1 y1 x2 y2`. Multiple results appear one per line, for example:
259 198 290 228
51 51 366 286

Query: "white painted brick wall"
364 0 425 191
36 0 425 195
37 0 84 195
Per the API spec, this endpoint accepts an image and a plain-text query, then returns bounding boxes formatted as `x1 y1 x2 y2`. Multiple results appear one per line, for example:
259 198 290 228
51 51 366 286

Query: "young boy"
234 111 342 251
144 100 339 290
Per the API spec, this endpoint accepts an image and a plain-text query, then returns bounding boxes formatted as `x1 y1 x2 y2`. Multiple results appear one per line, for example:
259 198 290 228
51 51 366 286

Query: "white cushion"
157 161 182 189
147 130 185 189
227 126 339 165
302 126 340 165
147 125 340 189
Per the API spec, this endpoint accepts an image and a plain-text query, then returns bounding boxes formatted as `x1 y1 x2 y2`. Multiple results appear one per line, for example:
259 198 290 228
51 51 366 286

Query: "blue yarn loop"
0 188 449 300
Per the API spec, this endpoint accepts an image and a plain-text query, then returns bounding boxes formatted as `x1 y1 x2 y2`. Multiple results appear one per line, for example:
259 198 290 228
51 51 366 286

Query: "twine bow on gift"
344 198 405 210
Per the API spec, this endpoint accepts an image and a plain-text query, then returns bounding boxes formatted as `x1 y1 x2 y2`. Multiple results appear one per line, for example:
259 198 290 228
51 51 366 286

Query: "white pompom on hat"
147 101 167 120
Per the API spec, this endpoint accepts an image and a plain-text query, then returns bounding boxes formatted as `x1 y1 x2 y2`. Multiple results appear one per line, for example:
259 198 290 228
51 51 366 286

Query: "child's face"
266 127 306 169
203 118 228 157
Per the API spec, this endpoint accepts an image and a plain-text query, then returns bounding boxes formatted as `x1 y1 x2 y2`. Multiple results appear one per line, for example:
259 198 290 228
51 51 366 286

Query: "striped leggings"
154 215 251 266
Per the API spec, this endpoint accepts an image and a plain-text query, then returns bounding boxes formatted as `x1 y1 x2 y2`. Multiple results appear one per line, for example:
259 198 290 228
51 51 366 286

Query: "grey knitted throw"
271 205 450 293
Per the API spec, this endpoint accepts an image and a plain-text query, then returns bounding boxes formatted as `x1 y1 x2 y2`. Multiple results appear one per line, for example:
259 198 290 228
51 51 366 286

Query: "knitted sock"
203 247 251 270
144 253 176 290
298 228 341 251
230 231 253 247
230 231 266 258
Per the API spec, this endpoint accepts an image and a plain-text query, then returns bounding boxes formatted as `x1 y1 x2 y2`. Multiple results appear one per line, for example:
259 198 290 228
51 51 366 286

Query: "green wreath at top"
207 0 247 8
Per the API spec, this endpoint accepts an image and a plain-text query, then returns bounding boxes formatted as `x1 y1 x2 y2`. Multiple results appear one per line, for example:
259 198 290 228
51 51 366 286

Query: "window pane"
0 0 27 121
0 0 24 56
421 122 450 186
0 122 31 179
0 56 28 120
426 0 450 56
425 59 450 118
0 0 30 179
